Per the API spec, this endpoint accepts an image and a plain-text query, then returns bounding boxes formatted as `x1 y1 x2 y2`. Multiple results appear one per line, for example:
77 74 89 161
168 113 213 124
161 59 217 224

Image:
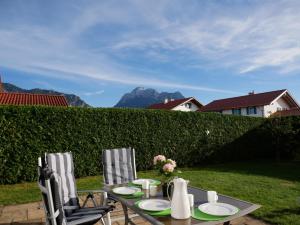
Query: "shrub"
0 105 299 184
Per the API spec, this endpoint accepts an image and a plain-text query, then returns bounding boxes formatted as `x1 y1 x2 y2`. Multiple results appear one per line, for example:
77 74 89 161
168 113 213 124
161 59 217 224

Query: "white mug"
149 185 157 196
207 191 218 203
142 180 150 190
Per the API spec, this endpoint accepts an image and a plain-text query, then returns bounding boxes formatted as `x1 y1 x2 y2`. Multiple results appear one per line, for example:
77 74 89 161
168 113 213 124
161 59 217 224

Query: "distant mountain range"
114 87 185 108
3 83 89 107
2 83 184 108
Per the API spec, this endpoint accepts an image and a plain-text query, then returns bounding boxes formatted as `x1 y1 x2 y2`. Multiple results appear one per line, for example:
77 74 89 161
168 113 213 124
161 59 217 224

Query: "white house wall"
221 106 264 117
264 97 291 117
222 109 232 115
172 102 200 112
255 106 265 117
219 97 291 118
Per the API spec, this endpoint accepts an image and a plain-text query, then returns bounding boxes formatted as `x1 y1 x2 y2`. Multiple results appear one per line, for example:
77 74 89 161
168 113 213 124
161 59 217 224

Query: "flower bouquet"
153 155 181 197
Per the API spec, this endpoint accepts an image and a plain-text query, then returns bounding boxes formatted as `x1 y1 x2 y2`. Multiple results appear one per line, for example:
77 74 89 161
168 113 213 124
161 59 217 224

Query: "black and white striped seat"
38 167 104 225
39 152 114 225
102 147 137 185
46 152 78 210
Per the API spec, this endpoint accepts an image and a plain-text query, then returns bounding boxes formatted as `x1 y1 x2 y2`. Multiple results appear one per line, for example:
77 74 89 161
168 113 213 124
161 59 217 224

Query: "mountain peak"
114 87 185 108
132 87 145 92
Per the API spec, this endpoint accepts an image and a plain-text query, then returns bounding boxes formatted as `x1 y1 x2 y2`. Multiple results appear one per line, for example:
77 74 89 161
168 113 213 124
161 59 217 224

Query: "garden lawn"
0 161 299 225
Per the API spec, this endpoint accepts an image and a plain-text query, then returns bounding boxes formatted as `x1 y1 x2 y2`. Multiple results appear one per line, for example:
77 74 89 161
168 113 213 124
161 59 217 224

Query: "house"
148 97 203 112
0 76 68 107
199 89 299 118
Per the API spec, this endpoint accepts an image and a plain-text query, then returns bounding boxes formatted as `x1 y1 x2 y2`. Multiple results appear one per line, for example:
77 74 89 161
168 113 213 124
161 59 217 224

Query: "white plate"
112 187 140 195
132 179 156 185
198 203 239 216
138 199 171 212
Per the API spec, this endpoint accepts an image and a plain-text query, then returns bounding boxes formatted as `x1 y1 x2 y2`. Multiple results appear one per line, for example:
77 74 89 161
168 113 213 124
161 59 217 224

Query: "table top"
104 184 260 225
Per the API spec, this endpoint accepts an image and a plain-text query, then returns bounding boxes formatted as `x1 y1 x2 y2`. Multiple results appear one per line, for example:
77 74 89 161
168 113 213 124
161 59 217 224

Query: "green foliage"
0 105 299 184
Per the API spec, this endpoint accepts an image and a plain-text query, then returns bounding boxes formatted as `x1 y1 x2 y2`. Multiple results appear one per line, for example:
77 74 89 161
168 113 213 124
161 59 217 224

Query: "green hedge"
0 106 299 184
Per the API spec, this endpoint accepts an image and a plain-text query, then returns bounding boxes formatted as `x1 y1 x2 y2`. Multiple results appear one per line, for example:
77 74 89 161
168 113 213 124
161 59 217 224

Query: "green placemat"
147 208 171 216
134 200 171 216
122 191 144 199
191 208 227 221
129 179 161 187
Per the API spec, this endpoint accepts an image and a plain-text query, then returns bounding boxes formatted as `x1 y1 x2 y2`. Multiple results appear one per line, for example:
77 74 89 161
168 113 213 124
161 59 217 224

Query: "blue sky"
1 0 300 107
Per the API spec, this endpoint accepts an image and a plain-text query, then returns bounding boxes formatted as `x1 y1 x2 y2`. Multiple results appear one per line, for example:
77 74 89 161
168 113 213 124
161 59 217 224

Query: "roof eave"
170 97 203 110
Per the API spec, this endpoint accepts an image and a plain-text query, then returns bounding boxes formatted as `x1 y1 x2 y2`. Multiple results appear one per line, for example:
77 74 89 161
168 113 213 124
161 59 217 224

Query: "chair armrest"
64 205 80 210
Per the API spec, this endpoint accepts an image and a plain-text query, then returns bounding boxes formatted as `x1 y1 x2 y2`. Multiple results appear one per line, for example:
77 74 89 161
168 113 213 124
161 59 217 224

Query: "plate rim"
132 178 156 185
112 186 140 195
138 199 171 212
198 202 239 216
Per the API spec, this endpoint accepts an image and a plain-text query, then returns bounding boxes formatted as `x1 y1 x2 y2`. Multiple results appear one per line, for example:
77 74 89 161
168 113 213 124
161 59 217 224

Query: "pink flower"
163 163 175 173
166 159 176 168
153 155 166 165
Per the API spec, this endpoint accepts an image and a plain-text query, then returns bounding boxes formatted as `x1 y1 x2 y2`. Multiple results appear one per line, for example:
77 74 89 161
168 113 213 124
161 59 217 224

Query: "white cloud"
108 0 300 74
0 2 237 95
83 90 105 96
1 0 300 98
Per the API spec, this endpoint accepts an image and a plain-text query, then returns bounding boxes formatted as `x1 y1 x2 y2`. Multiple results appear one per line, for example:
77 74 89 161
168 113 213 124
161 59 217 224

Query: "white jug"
168 178 191 219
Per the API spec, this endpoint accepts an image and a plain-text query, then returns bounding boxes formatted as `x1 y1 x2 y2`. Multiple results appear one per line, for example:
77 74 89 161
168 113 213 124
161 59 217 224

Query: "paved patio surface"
0 201 271 225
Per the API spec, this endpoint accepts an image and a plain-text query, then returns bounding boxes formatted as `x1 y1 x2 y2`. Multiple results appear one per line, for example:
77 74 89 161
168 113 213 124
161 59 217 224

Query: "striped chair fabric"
46 152 78 208
102 147 137 185
38 167 103 225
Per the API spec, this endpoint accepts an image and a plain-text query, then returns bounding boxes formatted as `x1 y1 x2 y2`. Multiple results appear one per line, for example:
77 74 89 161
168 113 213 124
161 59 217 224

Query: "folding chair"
38 167 108 225
102 147 138 225
39 152 114 225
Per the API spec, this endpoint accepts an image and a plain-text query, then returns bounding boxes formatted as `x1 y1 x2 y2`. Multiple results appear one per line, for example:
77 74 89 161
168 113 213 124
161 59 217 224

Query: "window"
232 108 241 115
247 107 257 115
185 103 192 109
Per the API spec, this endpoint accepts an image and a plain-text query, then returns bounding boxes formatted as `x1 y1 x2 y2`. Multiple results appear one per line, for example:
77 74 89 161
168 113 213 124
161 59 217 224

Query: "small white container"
142 180 150 190
149 185 157 196
207 191 218 203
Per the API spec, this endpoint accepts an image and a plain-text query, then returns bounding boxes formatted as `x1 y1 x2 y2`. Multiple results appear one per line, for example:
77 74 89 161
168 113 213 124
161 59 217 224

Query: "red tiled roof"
148 97 203 110
272 107 300 117
0 92 68 107
200 89 287 112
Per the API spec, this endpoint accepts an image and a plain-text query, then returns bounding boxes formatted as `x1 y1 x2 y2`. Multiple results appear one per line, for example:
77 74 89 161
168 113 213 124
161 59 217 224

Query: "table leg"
121 202 136 225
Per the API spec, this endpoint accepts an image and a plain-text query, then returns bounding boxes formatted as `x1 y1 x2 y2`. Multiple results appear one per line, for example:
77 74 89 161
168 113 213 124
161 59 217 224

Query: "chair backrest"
38 166 67 225
45 152 79 210
102 147 137 185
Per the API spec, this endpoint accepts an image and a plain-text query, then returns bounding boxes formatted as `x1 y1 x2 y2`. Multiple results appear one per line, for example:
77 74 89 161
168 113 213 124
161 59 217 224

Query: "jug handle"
166 176 178 201
167 180 173 201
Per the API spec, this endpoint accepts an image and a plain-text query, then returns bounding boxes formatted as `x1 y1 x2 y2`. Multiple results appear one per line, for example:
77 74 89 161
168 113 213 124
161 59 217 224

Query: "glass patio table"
104 184 260 225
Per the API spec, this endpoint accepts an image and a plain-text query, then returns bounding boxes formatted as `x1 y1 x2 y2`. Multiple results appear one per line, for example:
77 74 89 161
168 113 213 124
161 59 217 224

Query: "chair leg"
91 195 97 207
104 212 112 225
81 195 90 208
101 217 105 225
82 193 98 208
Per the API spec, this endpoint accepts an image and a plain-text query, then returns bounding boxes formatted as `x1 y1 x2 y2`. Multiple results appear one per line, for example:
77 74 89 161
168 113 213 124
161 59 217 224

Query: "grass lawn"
0 161 299 225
